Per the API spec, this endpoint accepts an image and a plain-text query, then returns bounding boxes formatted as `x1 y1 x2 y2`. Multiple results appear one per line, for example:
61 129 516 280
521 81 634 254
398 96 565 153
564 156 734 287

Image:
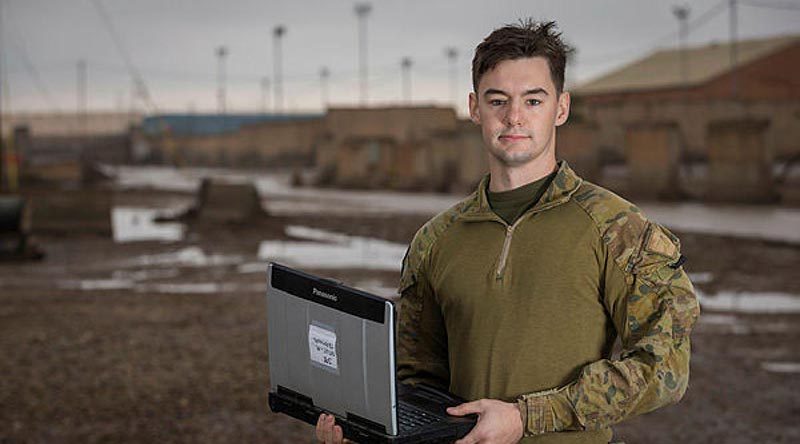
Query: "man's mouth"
499 134 530 141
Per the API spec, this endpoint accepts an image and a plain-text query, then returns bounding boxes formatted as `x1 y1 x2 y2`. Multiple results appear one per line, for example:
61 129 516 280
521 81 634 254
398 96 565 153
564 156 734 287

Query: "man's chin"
492 152 537 167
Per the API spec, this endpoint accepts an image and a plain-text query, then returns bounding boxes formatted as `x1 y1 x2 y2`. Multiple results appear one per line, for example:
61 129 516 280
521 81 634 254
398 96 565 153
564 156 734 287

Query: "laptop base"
269 383 477 443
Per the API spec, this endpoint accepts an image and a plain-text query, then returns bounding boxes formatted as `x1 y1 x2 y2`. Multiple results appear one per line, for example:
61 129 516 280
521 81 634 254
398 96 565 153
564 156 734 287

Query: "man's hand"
315 413 352 444
447 399 524 444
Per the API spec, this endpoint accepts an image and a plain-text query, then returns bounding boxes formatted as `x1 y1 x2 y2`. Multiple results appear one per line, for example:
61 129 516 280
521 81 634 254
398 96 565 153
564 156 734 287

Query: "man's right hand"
315 413 350 444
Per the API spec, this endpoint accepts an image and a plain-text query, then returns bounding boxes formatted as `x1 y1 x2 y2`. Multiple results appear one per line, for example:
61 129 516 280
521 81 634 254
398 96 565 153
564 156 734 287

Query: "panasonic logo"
312 287 338 302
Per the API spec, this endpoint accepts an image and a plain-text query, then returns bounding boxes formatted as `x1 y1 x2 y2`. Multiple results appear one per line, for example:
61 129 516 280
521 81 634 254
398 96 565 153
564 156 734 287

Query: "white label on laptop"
309 324 338 371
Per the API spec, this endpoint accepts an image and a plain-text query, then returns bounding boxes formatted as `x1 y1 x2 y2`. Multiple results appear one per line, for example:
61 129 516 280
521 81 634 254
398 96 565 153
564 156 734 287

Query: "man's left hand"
447 399 524 444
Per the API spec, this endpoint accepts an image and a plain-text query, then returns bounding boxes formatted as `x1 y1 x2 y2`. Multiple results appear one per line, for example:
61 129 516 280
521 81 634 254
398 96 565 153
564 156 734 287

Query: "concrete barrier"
706 119 775 202
624 122 683 200
193 179 265 222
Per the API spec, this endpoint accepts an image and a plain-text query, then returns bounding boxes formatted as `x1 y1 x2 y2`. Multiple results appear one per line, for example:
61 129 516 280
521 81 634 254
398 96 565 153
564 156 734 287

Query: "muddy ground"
1 188 799 443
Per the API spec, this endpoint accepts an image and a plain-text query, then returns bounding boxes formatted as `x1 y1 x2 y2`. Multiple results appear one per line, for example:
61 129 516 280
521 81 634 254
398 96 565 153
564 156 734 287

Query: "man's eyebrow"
524 88 549 96
483 88 549 96
483 88 508 97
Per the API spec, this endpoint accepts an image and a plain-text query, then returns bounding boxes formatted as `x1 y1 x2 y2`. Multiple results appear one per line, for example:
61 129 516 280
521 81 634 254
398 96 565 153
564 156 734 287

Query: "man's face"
469 57 570 168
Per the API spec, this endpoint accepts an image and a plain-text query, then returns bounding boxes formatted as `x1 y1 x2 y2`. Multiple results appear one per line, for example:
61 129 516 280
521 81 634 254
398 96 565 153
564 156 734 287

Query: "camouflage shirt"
397 161 700 443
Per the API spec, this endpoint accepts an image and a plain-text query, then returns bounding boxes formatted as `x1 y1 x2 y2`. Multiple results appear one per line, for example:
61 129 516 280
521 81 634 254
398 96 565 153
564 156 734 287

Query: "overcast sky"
2 0 799 115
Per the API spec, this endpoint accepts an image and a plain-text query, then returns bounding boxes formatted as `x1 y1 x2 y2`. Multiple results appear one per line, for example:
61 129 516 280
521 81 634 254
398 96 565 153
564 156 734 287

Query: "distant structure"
572 34 800 202
573 34 800 161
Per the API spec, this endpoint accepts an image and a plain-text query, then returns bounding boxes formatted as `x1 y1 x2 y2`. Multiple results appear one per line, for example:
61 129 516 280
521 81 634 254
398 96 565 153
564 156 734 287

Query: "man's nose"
504 101 523 126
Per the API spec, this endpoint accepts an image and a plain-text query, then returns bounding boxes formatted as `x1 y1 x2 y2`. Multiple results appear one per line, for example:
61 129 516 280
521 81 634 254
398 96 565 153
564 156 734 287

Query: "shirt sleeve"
517 222 701 435
396 248 450 390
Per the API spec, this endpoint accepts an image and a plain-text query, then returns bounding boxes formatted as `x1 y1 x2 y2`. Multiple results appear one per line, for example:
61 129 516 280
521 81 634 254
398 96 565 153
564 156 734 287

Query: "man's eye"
527 99 542 106
489 99 506 106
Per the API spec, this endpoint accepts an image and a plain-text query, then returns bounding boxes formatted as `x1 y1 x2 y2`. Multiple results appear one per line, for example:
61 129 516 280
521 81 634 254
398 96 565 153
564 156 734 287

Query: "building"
572 34 800 161
315 107 486 191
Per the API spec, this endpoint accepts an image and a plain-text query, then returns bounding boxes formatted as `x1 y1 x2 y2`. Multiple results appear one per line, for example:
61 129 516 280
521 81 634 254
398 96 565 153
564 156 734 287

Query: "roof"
574 34 799 96
142 113 322 136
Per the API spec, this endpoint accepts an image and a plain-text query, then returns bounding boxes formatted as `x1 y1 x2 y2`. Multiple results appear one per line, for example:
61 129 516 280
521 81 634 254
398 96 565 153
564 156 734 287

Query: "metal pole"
261 77 270 113
445 47 458 107
401 57 412 104
0 0 5 191
355 3 371 106
77 59 87 136
729 0 738 99
320 67 330 110
273 25 286 112
672 6 690 88
216 46 228 114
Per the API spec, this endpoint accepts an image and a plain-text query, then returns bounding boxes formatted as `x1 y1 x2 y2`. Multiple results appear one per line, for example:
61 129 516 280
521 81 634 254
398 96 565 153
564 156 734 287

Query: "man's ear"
555 91 570 127
468 92 481 125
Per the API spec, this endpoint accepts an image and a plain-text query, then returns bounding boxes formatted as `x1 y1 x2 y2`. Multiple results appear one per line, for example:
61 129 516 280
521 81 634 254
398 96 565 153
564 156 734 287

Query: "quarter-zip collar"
461 160 584 223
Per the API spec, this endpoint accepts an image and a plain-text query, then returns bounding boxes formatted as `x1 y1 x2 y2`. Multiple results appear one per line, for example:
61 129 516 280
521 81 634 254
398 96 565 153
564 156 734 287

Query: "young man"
317 20 699 444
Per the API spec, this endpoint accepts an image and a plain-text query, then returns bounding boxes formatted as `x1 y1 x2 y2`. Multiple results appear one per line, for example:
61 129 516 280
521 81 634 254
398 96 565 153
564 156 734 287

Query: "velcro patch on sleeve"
645 227 678 258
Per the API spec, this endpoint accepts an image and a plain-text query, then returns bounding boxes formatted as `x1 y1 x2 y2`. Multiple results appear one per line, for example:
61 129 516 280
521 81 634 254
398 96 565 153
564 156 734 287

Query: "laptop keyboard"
397 402 440 431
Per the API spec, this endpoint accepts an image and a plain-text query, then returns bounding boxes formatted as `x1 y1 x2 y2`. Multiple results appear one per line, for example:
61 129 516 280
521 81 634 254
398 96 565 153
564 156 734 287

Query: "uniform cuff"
516 386 577 436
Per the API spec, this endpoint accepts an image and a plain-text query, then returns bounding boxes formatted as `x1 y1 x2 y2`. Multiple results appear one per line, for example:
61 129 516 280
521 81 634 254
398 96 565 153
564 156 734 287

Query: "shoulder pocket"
631 223 682 286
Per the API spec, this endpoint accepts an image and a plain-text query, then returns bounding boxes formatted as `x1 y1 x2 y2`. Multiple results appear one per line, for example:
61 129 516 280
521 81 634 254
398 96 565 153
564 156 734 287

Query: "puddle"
61 279 136 291
641 203 800 245
698 289 800 314
256 225 406 271
689 272 714 285
123 247 243 268
761 362 800 374
112 207 185 243
354 279 399 299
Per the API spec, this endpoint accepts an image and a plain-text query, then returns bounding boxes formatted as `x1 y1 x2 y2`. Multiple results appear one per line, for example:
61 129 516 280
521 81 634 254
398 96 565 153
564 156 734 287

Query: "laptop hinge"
346 411 387 434
277 385 314 408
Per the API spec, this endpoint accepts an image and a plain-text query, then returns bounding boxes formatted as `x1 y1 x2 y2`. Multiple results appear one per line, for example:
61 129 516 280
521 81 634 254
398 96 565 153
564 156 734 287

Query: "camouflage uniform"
397 161 700 443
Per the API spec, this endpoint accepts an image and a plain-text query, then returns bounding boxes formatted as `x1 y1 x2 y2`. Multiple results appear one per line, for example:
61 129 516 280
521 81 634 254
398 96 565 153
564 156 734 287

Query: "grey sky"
2 0 799 115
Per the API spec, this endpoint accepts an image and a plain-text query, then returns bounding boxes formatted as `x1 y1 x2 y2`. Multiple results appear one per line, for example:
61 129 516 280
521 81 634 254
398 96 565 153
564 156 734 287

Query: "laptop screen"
267 263 399 435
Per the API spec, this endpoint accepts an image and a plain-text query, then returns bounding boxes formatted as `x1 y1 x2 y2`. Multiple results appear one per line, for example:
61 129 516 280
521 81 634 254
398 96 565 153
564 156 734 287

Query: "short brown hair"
472 19 572 94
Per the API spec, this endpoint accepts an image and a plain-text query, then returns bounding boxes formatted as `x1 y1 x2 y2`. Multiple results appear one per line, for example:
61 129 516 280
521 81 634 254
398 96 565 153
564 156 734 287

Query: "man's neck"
488 156 558 193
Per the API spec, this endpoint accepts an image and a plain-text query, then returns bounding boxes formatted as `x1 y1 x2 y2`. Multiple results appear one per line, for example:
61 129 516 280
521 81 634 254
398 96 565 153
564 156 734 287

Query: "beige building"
2 111 142 137
316 107 486 191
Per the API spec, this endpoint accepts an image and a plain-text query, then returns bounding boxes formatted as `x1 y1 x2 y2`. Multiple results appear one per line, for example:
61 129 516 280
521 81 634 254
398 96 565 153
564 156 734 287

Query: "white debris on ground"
112 207 185 243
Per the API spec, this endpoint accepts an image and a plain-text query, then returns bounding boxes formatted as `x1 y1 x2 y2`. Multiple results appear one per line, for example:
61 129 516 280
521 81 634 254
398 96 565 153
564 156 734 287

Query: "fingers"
447 400 483 417
315 414 325 442
315 413 344 444
334 424 344 443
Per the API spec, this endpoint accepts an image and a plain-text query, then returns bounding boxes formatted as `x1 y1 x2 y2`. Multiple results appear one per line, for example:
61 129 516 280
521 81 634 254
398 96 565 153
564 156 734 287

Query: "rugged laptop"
266 262 476 443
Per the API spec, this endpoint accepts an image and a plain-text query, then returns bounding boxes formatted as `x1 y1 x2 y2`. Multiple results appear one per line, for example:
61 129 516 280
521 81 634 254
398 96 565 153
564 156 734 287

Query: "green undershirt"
487 172 557 225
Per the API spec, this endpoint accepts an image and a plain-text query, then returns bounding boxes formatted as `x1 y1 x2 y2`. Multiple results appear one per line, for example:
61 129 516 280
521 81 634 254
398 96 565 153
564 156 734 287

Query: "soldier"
317 19 699 444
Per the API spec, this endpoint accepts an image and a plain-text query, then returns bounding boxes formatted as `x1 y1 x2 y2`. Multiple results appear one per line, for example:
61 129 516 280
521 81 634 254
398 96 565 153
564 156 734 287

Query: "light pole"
445 47 458 107
261 77 270 113
273 25 286 112
77 59 87 135
401 57 412 104
672 5 690 90
216 46 228 114
354 3 371 106
0 0 4 190
320 67 330 110
729 0 738 99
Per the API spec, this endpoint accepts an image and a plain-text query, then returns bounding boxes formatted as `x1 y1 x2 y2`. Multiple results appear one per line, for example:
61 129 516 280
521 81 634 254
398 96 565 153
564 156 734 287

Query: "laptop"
266 262 476 443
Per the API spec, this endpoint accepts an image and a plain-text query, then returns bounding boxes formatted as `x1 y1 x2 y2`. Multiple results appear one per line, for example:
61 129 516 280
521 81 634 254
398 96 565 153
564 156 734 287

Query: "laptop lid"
267 262 399 435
